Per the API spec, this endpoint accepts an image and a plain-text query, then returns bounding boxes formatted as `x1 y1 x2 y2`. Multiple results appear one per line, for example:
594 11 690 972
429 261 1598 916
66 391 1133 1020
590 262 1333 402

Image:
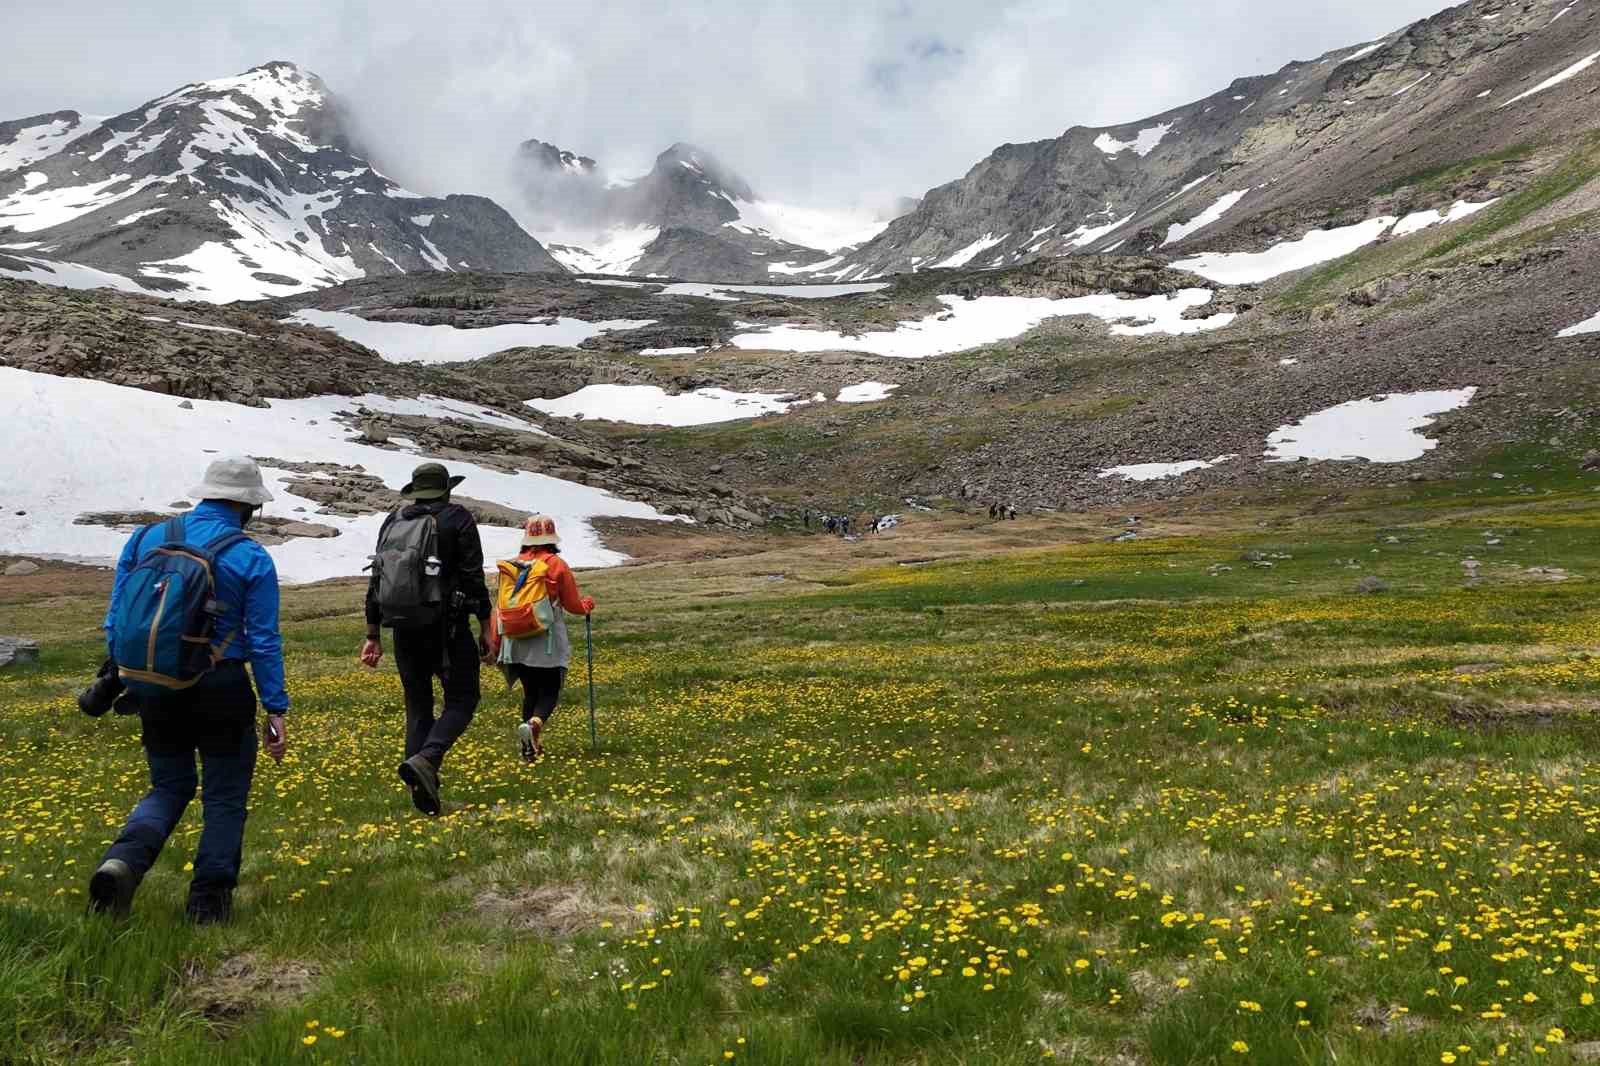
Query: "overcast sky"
0 0 1450 211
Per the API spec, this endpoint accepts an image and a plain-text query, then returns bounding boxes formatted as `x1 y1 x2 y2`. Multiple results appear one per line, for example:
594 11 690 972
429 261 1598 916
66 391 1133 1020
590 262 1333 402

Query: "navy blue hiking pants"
102 662 258 897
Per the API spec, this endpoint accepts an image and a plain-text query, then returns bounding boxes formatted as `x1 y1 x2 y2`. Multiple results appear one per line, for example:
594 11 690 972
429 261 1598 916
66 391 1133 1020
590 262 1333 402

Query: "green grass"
1375 143 1536 197
1423 133 1600 261
5 481 1600 1064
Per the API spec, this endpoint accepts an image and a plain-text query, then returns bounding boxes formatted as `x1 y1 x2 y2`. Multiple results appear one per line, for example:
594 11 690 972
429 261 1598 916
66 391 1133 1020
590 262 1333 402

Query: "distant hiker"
1007 506 1018 521
989 503 999 520
360 462 491 817
89 457 288 924
487 515 595 761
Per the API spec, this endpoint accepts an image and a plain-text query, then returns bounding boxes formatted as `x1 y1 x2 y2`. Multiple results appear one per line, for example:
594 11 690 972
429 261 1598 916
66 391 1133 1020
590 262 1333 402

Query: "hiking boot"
517 719 542 763
185 887 234 926
397 755 441 816
88 859 136 917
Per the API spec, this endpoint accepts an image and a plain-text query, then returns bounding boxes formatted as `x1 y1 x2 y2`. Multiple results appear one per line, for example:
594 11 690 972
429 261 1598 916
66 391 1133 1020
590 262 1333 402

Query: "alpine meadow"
3 1 1600 1065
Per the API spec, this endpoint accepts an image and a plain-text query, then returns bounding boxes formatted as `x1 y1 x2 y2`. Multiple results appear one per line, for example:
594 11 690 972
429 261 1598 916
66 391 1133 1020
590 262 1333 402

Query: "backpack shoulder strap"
204 531 252 562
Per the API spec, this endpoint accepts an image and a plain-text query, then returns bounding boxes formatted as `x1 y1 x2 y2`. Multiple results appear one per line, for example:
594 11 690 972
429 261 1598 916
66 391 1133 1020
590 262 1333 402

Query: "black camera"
77 659 126 718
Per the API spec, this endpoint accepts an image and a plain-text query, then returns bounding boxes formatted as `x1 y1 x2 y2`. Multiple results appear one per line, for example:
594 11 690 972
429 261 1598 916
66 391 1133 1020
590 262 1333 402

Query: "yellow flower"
1231 1041 1249 1054
750 975 769 988
1547 1029 1566 1044
1440 1054 1456 1065
962 967 978 977
302 1035 317 1047
1174 977 1191 989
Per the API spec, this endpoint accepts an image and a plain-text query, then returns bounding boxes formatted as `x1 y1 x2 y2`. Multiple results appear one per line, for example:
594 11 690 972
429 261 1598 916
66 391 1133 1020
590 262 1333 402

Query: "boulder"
3 560 41 577
1355 576 1390 594
0 637 40 670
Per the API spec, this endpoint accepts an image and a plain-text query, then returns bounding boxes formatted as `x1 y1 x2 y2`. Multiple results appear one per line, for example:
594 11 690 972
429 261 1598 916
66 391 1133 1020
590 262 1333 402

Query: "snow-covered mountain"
514 142 889 281
0 62 563 302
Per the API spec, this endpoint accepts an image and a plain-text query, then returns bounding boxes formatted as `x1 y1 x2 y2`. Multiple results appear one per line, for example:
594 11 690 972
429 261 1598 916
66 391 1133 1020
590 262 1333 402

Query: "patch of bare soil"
182 952 320 1023
471 883 643 937
591 515 782 565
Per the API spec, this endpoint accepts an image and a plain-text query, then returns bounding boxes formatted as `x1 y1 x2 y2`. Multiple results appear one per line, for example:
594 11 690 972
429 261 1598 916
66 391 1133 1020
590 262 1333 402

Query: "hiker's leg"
527 666 566 724
419 624 480 769
102 711 198 882
392 627 438 761
191 667 258 899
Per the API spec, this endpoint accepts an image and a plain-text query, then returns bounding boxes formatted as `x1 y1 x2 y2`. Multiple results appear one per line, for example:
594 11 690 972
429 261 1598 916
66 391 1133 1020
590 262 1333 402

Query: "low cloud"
2 0 1449 220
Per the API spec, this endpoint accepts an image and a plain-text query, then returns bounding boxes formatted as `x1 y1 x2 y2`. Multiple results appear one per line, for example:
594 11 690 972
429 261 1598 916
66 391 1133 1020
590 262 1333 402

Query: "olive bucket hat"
401 462 465 501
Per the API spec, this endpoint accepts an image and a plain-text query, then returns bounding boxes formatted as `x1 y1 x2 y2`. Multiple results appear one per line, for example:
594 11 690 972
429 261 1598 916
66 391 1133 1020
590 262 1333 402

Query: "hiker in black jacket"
359 463 490 816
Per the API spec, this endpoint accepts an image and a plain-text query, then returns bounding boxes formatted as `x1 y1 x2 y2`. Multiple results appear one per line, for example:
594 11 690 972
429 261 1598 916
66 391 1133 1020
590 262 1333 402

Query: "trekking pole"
586 614 598 752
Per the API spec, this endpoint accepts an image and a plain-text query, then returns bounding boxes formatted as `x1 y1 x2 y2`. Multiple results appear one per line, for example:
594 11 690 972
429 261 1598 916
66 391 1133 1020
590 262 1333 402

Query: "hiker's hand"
264 715 287 763
580 596 596 615
477 633 491 662
360 638 383 668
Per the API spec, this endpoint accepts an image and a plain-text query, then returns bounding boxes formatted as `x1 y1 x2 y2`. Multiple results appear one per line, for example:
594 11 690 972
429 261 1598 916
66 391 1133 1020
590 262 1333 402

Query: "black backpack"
373 509 444 627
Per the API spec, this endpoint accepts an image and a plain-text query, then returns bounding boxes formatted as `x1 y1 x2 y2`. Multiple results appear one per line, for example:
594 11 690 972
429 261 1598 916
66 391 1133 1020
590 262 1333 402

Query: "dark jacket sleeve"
451 506 491 621
365 512 392 632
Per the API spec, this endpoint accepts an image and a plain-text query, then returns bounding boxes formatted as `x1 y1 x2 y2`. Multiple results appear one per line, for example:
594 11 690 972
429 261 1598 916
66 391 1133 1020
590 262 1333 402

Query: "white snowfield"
1392 199 1498 237
639 346 705 356
1099 455 1238 482
1266 388 1477 463
0 367 671 581
1498 49 1600 108
286 309 655 364
1093 122 1174 158
721 197 887 253
0 253 161 295
1173 200 1497 285
934 233 1007 269
729 291 1235 359
1558 309 1600 338
1173 217 1398 285
527 384 810 426
656 281 890 300
0 114 100 172
544 225 661 276
837 381 899 403
1163 190 1249 247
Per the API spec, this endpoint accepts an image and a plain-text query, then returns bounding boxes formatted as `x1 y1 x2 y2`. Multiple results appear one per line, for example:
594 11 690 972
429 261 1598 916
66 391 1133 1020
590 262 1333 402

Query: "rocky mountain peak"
0 62 563 301
517 138 599 177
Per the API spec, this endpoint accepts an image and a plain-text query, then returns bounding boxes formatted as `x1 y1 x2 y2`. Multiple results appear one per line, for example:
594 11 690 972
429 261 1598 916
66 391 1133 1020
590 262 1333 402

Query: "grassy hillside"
3 473 1600 1065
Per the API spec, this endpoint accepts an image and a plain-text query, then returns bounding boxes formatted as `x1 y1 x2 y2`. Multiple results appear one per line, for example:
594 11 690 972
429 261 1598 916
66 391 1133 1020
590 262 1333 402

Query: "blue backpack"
110 516 250 700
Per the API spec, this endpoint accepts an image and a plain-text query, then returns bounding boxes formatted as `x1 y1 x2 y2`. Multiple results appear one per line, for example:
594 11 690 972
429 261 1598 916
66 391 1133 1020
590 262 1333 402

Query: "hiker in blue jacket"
88 457 290 924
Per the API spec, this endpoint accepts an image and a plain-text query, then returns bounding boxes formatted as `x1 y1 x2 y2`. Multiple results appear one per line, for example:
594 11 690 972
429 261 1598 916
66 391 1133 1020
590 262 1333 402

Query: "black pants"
393 622 480 770
104 663 257 895
509 665 566 723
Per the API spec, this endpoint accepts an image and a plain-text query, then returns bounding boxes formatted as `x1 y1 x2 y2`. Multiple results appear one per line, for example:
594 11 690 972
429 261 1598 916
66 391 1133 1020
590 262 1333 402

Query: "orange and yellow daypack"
496 556 556 641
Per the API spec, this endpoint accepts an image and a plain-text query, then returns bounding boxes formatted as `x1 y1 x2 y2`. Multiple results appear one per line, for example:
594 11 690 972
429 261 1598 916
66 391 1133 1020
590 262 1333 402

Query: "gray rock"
177 400 195 410
0 637 40 670
1583 451 1600 471
3 560 41 576
1355 576 1390 594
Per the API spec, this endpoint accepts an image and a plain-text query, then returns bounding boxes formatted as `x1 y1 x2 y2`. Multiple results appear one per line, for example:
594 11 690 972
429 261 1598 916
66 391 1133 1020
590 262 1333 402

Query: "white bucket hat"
188 456 275 506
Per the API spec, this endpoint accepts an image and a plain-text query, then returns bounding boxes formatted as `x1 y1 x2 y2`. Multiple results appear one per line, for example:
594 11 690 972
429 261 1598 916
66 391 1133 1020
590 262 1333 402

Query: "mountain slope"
821 0 1600 281
0 62 563 302
515 141 884 281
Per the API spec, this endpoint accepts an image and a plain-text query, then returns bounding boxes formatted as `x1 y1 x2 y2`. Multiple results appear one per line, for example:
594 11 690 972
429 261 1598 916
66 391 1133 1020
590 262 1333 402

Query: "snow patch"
837 381 899 403
409 214 435 227
657 282 889 300
639 346 705 356
730 291 1234 359
1173 216 1398 284
1498 49 1600 107
0 367 668 581
1557 309 1600 337
528 384 809 426
933 233 1007 269
1266 389 1477 463
1392 199 1498 237
286 309 655 364
1093 122 1174 158
1099 455 1238 482
1162 190 1249 247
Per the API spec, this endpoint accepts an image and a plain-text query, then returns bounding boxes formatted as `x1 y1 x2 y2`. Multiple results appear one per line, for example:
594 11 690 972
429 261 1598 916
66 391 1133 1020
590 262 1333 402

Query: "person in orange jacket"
493 515 594 761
